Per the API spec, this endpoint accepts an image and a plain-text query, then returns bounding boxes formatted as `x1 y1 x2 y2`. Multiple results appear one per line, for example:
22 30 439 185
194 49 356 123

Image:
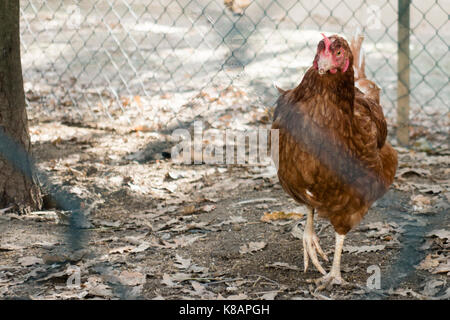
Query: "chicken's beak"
317 54 334 75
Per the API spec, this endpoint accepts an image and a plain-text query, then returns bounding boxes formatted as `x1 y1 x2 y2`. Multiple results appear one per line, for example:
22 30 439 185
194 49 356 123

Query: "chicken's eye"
336 50 342 56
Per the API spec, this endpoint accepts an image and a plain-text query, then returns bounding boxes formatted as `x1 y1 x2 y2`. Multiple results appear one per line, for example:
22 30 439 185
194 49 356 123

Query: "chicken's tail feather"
273 82 286 95
350 32 366 80
350 30 381 103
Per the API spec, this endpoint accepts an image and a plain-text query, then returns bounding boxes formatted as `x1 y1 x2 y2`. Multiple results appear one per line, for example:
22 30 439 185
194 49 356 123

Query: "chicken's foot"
303 208 328 275
314 232 352 291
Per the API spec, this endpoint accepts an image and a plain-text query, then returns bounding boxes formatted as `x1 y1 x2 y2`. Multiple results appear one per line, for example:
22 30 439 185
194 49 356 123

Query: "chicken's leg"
303 208 328 275
315 232 347 290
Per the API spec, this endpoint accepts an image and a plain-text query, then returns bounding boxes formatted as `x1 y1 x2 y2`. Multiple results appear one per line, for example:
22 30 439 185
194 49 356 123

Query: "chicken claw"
303 209 328 275
314 271 348 291
313 233 355 291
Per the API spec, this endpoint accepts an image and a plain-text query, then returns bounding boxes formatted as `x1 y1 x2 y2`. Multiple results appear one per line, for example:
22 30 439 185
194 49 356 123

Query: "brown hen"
272 34 397 289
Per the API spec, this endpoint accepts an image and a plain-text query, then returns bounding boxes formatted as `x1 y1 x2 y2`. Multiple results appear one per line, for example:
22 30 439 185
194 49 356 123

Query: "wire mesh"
19 0 449 150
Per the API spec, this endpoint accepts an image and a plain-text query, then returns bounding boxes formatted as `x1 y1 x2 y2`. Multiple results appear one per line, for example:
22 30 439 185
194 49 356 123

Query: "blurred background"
20 0 449 149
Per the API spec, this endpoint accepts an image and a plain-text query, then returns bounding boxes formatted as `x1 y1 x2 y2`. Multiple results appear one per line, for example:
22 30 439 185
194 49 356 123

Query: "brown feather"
350 34 381 103
272 35 397 235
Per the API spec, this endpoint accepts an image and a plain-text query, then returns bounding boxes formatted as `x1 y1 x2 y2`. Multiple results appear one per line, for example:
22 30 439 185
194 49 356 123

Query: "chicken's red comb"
321 33 331 52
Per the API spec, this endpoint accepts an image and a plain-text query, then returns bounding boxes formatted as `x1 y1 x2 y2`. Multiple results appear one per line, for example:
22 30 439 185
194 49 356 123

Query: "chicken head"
314 34 351 75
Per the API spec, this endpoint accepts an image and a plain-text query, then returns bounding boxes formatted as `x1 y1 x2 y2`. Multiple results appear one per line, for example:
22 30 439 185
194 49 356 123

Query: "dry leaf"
132 125 152 133
161 273 177 287
0 244 24 251
411 194 433 212
200 204 216 213
290 222 304 239
130 242 151 253
213 216 247 228
361 222 402 239
266 262 301 271
189 264 209 274
174 255 192 269
97 220 121 228
436 288 450 300
421 279 444 297
239 241 267 254
164 183 178 193
397 167 431 179
432 259 450 274
109 246 134 254
166 171 183 180
419 238 435 251
416 254 440 271
389 288 427 299
186 221 210 232
417 184 443 194
190 281 206 295
36 270 68 282
119 271 146 286
260 291 278 300
85 276 114 298
343 245 385 254
426 229 450 241
261 211 304 222
411 194 432 205
155 218 180 231
164 234 205 248
182 205 196 215
228 216 247 224
18 256 44 267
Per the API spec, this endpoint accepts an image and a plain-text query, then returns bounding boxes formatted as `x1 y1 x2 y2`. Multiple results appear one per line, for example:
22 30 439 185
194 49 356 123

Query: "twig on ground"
250 274 280 289
0 206 13 214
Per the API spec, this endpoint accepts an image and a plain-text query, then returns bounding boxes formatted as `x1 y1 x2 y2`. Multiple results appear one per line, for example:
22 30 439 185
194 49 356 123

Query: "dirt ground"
0 85 449 300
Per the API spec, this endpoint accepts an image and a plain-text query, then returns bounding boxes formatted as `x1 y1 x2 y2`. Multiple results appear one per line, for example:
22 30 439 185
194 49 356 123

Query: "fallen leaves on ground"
260 211 304 223
411 194 434 212
18 256 44 267
426 229 450 241
239 241 267 254
416 254 449 275
265 262 301 271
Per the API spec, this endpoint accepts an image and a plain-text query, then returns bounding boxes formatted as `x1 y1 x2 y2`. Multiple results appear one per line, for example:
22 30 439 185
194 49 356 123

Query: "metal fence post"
397 0 411 146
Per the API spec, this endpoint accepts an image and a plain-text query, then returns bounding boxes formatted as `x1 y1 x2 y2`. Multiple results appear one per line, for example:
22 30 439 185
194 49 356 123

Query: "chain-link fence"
20 0 449 150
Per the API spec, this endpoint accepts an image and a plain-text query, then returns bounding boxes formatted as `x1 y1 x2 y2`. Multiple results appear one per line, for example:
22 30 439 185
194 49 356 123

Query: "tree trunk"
0 0 42 213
